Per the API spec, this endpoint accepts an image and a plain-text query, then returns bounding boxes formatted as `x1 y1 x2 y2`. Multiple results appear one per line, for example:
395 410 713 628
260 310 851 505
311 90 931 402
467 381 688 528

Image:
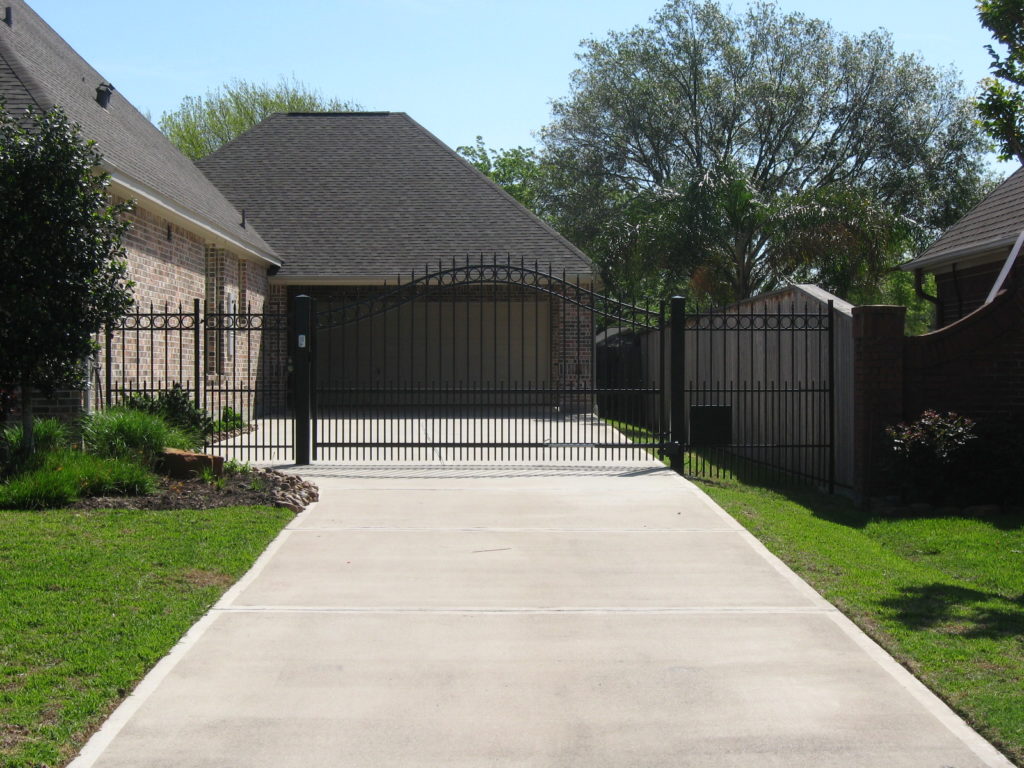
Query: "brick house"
1 1 597 424
1 0 280 418
901 166 1024 328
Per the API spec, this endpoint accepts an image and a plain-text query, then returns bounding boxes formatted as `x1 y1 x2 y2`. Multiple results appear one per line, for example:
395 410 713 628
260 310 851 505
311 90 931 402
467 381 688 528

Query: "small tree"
0 104 134 453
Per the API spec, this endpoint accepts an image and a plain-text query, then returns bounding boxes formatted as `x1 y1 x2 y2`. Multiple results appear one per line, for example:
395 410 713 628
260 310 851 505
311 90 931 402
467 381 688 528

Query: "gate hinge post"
293 294 313 465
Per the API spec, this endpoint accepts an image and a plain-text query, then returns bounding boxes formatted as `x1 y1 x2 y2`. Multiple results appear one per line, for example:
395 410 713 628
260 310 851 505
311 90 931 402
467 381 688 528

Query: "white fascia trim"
900 236 1018 273
106 170 282 268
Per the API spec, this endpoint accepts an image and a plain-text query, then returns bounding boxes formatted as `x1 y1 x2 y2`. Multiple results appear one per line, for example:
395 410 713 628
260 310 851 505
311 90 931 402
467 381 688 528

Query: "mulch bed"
69 468 318 512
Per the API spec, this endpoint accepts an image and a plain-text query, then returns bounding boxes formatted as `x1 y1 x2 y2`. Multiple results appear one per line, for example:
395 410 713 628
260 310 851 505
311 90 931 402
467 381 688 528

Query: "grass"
0 505 292 768
698 478 1024 766
0 451 157 509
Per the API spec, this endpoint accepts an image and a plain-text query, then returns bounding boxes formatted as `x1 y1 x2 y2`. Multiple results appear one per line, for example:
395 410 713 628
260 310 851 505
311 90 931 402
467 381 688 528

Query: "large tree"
977 0 1024 164
457 137 549 212
160 76 360 160
0 104 134 451
541 0 990 302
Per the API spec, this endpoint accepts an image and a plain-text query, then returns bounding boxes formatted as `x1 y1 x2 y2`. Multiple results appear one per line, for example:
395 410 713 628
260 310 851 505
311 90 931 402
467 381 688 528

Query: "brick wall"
852 283 1024 496
851 306 906 497
121 199 207 311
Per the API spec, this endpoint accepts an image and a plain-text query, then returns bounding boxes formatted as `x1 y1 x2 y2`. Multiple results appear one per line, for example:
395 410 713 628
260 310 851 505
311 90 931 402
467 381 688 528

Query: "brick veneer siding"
550 297 595 412
933 261 1009 328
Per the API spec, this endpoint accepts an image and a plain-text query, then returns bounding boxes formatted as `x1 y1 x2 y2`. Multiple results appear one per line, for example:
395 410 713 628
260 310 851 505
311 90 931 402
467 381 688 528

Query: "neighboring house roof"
197 112 596 281
0 0 279 265
903 166 1024 273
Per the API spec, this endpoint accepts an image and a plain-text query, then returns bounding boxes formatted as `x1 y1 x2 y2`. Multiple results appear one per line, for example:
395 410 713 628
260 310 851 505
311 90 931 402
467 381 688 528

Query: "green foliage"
0 104 134 450
976 0 1024 163
120 386 214 438
540 0 990 302
886 411 978 503
0 450 156 509
211 406 245 434
1 418 69 476
848 270 938 336
456 137 549 212
224 458 251 475
197 465 225 489
82 408 196 467
159 76 361 160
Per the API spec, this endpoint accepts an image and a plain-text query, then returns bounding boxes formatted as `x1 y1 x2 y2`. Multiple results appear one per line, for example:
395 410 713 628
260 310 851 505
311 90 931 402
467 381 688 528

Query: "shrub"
211 406 245 434
886 410 976 503
0 450 156 509
1 418 70 476
120 385 213 439
83 408 196 466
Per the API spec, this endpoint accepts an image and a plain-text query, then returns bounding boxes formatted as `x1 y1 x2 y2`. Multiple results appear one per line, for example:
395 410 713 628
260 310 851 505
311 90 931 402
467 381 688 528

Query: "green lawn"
699 479 1024 766
0 506 292 768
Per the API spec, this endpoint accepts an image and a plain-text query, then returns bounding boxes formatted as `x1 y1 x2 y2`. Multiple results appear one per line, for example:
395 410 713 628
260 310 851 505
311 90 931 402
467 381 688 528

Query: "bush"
0 450 156 509
83 408 196 466
886 410 976 503
211 406 245 434
120 385 213 439
1 418 70 476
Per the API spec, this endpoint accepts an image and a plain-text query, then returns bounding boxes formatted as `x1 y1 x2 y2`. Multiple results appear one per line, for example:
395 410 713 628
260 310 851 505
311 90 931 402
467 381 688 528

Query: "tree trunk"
20 381 34 455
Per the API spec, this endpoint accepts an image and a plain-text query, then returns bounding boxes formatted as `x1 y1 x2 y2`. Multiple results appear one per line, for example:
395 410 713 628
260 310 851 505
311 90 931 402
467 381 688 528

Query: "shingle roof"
0 1 277 263
904 165 1024 271
196 112 595 280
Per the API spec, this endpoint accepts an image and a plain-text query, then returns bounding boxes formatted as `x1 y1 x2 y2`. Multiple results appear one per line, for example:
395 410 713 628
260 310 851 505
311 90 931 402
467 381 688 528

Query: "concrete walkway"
71 464 1012 767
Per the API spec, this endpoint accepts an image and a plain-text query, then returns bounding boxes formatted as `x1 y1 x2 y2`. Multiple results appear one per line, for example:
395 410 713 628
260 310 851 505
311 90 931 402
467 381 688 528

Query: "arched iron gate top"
314 259 662 330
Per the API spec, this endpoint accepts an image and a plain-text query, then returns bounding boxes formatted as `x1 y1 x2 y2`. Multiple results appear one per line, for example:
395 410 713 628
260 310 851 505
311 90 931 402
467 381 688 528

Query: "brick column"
852 305 906 498
550 298 595 412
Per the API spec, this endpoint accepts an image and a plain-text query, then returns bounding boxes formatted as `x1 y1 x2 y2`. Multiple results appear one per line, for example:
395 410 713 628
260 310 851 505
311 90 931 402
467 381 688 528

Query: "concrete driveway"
71 463 1011 767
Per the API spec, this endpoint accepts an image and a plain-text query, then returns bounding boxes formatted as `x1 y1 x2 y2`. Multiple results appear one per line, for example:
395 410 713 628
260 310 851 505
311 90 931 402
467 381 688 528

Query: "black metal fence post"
192 298 202 409
669 295 686 473
104 326 113 408
293 294 313 465
827 299 835 493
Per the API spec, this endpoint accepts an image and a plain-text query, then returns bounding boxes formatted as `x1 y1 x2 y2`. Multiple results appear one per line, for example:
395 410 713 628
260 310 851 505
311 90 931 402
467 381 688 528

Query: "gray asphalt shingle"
906 165 1024 270
0 0 276 261
197 112 595 280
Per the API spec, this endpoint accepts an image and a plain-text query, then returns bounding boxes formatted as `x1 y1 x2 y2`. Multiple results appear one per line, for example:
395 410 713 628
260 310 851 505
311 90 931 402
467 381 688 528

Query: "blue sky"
30 0 1014 176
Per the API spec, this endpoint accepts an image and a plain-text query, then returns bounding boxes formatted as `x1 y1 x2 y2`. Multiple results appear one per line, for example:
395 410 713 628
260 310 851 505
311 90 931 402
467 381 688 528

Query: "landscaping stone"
160 448 225 480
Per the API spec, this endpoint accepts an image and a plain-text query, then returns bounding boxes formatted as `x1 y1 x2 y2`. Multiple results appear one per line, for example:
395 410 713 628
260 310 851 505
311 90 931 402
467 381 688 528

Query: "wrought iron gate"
294 261 668 462
97 280 833 487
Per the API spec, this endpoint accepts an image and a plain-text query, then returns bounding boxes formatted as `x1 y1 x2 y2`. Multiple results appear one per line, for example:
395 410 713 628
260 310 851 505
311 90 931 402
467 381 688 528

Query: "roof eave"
900 234 1020 273
107 169 282 267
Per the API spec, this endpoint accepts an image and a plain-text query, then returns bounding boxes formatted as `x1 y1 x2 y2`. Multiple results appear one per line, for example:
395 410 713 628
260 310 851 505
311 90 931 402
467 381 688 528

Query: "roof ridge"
281 111 393 117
